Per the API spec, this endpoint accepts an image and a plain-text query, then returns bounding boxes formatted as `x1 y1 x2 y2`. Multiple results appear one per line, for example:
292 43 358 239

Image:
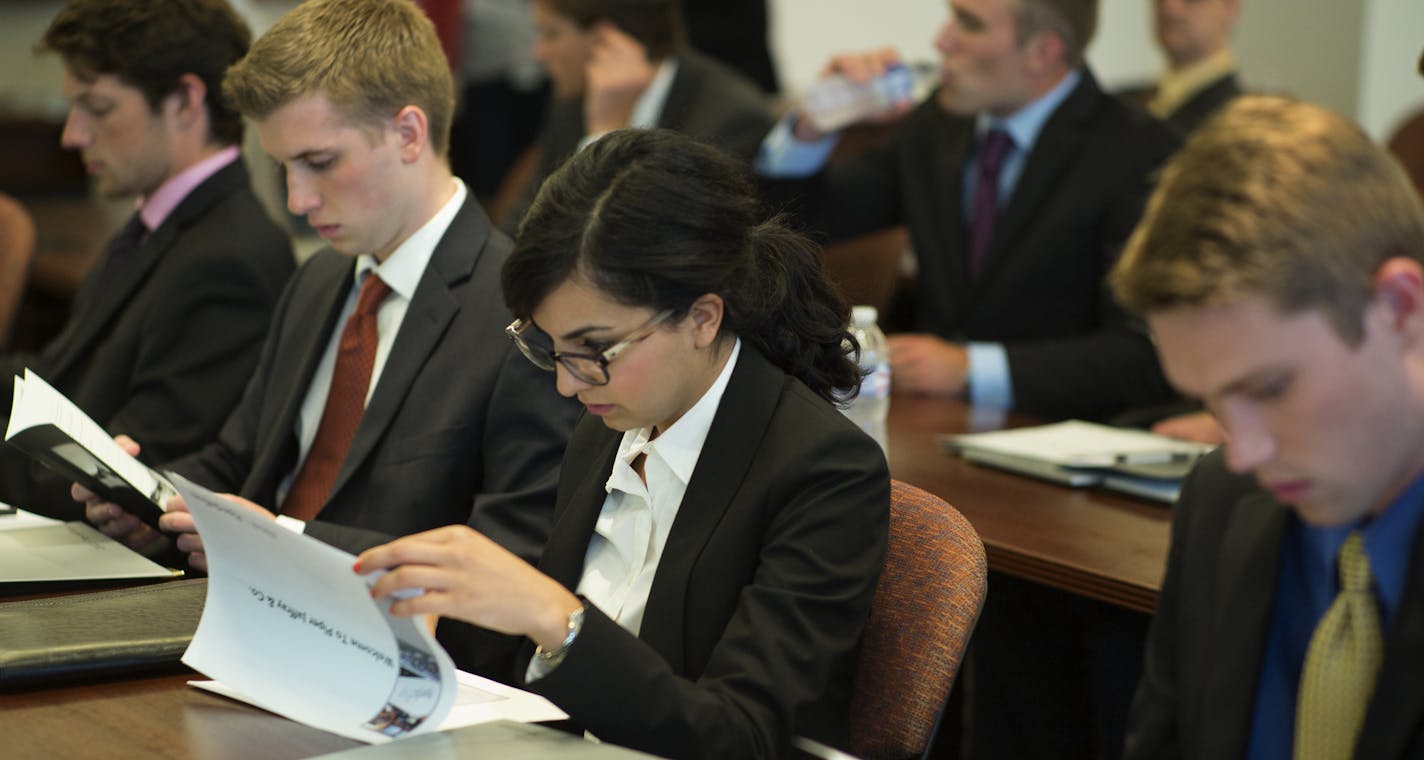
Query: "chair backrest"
0 193 37 351
849 479 988 760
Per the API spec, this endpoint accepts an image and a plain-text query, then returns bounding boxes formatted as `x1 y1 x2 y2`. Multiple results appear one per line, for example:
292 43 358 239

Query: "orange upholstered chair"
798 479 988 760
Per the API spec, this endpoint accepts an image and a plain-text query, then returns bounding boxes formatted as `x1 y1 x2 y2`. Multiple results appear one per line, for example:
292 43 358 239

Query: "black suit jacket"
0 160 293 518
1126 450 1424 758
506 49 775 233
764 70 1180 420
166 196 578 561
518 345 889 759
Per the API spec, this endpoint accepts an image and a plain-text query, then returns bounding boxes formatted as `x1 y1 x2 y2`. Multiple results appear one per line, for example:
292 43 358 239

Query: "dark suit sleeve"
105 245 284 463
759 129 908 246
1003 122 1180 419
1124 454 1221 760
164 263 306 495
304 347 578 558
526 418 889 758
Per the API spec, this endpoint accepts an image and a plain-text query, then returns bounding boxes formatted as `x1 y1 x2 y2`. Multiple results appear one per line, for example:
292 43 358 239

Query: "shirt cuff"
274 515 306 534
966 342 1014 410
754 115 840 178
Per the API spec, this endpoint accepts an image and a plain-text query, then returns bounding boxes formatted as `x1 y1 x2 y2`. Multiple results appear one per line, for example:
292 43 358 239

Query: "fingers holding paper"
161 492 277 573
357 525 582 651
77 434 163 549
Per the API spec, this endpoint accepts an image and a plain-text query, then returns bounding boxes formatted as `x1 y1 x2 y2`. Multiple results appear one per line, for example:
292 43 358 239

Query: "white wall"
767 0 1422 141
1 0 1419 141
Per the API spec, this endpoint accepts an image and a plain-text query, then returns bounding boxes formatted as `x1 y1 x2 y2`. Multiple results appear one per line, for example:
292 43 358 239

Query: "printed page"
6 370 168 500
174 474 457 744
0 516 174 583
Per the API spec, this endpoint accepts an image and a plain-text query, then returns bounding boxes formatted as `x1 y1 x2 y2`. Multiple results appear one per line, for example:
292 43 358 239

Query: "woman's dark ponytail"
503 128 862 403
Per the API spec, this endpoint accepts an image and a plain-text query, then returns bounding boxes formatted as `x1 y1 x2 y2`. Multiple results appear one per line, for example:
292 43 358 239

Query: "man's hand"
888 333 969 398
793 47 914 141
78 435 167 553
1151 411 1227 446
157 492 277 573
584 23 656 136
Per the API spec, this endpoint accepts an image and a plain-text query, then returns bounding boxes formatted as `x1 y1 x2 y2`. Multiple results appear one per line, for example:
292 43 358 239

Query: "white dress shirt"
575 338 740 635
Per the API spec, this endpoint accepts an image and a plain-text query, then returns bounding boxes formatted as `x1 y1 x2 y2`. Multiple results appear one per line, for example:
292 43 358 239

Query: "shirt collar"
354 178 466 301
975 68 1082 153
137 145 241 232
607 338 741 491
629 58 680 130
1151 48 1237 118
1297 468 1424 625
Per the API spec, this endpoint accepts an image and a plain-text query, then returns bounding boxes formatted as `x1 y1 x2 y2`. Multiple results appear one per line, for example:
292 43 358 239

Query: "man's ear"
686 293 725 349
1023 30 1067 75
166 73 208 130
392 105 430 163
1372 256 1424 341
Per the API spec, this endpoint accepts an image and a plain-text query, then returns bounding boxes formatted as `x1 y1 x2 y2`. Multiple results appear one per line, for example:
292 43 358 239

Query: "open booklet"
171 474 567 744
943 420 1215 504
4 369 177 532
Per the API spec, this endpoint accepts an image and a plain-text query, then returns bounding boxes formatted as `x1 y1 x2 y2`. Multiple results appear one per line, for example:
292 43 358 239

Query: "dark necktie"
968 129 1014 277
280 272 393 521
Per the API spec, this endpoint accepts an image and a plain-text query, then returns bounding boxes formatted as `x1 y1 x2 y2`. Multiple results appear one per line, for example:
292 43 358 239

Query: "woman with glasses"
357 129 889 758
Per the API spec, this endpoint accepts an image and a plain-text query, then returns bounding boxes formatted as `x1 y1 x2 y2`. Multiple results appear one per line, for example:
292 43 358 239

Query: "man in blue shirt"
1113 95 1424 759
757 0 1178 422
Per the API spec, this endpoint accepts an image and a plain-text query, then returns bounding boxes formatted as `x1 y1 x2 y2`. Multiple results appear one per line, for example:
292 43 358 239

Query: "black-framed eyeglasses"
505 309 674 386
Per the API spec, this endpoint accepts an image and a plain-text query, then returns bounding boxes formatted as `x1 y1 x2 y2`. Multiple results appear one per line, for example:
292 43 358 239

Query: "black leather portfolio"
0 578 206 688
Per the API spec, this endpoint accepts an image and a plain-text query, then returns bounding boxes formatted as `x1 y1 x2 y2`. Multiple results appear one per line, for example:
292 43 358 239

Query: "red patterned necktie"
280 272 392 520
968 129 1014 277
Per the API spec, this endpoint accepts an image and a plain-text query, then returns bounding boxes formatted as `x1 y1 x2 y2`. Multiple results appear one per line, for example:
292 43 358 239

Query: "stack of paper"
945 420 1214 503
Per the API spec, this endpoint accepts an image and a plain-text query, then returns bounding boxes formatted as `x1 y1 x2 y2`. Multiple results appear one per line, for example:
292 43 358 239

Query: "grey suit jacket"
505 48 775 233
1126 449 1424 758
167 196 578 561
0 160 294 518
762 69 1181 420
515 345 889 758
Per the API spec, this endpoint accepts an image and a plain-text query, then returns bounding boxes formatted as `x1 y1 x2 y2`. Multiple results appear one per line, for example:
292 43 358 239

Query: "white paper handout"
173 474 566 744
0 510 175 583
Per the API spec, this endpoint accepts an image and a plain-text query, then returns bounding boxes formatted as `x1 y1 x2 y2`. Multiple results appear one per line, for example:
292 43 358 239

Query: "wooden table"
0 396 1172 757
884 395 1172 613
0 670 360 759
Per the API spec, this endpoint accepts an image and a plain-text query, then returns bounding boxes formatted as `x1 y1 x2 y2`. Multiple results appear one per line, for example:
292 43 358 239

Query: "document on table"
943 420 1215 503
174 475 566 744
0 509 175 583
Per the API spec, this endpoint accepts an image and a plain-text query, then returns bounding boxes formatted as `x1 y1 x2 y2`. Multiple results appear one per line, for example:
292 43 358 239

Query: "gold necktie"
1294 531 1384 760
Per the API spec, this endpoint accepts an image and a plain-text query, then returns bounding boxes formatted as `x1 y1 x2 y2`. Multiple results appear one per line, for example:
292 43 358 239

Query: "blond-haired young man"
84 0 577 677
1116 95 1424 759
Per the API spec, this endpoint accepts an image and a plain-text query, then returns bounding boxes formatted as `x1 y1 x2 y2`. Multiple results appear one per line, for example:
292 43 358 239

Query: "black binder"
0 579 205 688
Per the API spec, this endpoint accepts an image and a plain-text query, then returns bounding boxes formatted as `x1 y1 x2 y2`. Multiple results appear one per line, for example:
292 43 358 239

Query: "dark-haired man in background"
0 0 294 519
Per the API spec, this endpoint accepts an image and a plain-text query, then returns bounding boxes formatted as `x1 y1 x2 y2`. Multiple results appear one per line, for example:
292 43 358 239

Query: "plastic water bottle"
799 62 936 134
843 305 891 451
